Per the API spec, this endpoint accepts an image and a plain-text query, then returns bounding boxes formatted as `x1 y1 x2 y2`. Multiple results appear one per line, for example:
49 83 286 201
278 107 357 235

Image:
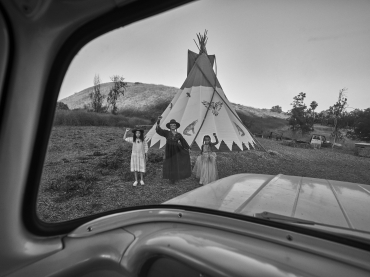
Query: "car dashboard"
7 208 370 277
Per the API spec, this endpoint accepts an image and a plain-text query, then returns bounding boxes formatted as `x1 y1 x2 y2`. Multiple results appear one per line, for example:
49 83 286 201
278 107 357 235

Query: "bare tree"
107 75 127 115
329 88 348 146
89 74 105 112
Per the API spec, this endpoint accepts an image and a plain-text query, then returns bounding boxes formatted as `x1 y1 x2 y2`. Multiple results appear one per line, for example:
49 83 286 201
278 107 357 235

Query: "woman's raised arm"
155 116 168 137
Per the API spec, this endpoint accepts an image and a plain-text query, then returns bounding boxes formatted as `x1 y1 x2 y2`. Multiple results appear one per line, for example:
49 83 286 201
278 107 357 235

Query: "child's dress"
125 137 148 173
193 143 219 185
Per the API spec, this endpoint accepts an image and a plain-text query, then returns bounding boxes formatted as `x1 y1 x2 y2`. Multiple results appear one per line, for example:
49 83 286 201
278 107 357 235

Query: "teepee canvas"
145 32 256 152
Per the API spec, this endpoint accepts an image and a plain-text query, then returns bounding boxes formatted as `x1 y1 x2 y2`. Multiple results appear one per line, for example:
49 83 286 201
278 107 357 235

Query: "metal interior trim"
68 208 370 271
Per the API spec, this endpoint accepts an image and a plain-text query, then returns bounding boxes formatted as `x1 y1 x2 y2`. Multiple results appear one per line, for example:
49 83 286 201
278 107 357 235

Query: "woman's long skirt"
163 144 191 181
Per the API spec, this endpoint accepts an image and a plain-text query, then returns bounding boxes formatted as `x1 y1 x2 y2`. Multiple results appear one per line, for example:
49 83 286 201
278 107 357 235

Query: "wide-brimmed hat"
166 119 180 129
131 128 144 134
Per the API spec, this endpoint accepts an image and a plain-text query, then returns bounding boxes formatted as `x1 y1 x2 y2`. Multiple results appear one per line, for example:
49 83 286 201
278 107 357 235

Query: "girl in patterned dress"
123 128 148 187
192 133 219 185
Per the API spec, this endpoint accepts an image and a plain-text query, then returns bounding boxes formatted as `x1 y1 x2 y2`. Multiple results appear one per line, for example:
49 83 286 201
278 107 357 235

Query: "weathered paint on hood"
164 174 370 233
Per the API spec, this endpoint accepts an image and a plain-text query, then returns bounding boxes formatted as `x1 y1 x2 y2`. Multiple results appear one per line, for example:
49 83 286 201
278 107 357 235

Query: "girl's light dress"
192 144 218 185
125 137 148 173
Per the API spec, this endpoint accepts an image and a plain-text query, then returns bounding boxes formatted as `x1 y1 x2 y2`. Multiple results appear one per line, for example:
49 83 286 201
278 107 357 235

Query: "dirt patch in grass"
37 126 370 223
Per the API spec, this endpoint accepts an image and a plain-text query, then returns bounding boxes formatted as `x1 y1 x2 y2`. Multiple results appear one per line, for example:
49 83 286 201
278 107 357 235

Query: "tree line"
57 74 128 114
270 88 369 141
88 74 127 115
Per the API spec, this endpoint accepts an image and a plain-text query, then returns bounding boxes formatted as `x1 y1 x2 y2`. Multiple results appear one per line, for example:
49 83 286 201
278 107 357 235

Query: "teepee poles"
190 59 218 149
190 30 215 149
194 30 208 54
190 30 266 152
190 88 217 150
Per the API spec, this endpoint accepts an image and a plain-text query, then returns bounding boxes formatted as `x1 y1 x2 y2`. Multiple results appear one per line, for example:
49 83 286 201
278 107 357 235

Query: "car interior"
0 0 369 276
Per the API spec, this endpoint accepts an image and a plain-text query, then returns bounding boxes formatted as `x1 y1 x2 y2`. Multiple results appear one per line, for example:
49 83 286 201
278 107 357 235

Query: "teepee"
145 31 257 152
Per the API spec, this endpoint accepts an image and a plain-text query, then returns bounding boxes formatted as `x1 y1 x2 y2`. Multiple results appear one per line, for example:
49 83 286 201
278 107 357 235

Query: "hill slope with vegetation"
59 82 288 133
61 82 178 111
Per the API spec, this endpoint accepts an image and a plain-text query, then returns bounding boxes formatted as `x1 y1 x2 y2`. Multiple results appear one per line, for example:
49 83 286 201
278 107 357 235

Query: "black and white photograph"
1 0 370 276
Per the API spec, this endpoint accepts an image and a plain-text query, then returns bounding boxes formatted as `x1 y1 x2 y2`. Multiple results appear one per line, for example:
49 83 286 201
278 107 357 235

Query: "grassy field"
53 109 151 127
37 126 370 223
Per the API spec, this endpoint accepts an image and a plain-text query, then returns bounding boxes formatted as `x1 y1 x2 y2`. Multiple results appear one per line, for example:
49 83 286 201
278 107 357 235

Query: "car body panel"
165 174 370 232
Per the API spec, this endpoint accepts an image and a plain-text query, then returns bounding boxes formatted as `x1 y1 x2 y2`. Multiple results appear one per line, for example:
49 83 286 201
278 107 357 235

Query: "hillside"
60 82 178 110
60 82 288 132
233 103 287 119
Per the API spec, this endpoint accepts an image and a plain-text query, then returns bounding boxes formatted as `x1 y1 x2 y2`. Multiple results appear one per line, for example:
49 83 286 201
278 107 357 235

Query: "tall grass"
118 99 171 122
53 110 150 127
54 102 288 132
236 111 288 134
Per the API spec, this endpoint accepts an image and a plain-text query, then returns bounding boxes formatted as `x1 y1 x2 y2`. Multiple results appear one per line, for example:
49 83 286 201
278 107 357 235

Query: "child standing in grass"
123 127 148 187
192 133 219 185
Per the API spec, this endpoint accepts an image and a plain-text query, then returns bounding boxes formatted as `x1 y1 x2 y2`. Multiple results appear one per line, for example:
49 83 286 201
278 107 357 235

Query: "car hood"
164 174 370 233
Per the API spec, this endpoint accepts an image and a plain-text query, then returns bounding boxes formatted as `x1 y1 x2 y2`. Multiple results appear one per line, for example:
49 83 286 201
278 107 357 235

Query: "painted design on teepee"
183 120 198 136
234 122 245 136
202 101 223 116
145 31 258 152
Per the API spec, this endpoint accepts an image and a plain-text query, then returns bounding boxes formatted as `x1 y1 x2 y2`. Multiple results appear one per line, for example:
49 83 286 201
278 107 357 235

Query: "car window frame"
23 0 194 236
19 0 370 253
0 2 13 133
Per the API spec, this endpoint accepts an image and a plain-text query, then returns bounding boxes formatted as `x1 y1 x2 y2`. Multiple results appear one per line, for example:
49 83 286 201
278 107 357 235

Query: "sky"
59 0 370 112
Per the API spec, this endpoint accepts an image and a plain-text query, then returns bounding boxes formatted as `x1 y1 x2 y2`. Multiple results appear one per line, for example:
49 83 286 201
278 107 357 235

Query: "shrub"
53 110 149 127
271 105 282 113
118 99 171 120
236 110 288 134
128 117 150 127
56 102 70 110
116 118 130 128
354 108 370 141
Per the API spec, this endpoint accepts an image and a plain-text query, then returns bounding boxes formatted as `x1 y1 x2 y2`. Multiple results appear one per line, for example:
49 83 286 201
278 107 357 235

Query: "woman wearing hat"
156 117 191 184
123 127 148 186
